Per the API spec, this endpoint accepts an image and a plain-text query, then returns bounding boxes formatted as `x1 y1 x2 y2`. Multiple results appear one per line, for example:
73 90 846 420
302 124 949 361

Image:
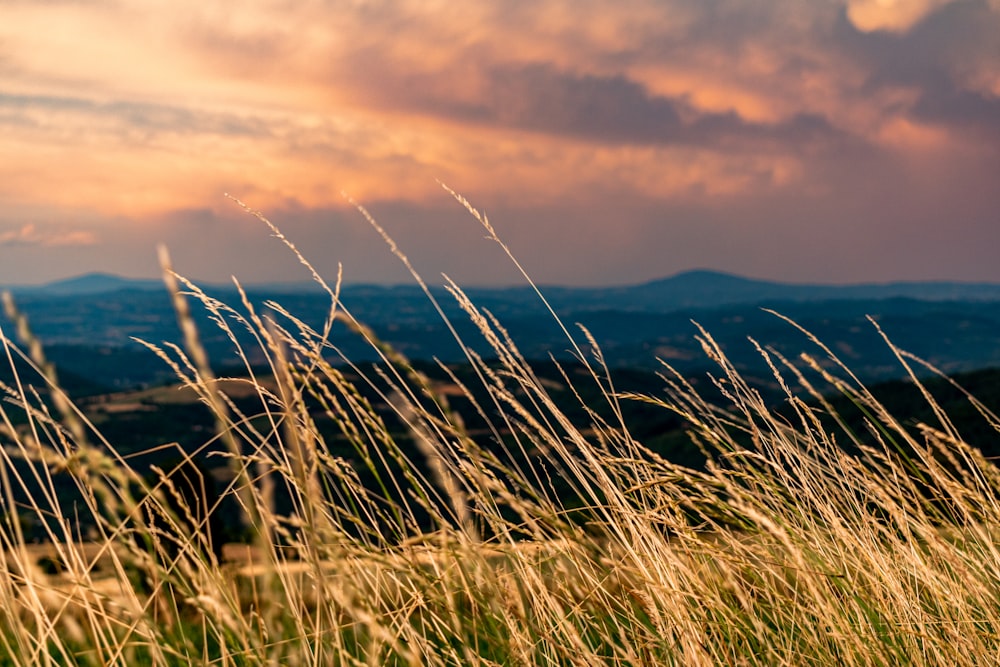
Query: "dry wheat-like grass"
0 193 998 665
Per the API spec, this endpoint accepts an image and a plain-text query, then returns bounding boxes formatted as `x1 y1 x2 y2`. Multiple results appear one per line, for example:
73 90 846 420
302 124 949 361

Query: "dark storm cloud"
911 78 1000 139
483 64 684 143
487 64 848 147
363 61 846 149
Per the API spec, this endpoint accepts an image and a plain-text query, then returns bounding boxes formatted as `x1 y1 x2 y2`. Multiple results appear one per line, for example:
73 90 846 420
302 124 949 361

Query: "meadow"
1 194 1000 665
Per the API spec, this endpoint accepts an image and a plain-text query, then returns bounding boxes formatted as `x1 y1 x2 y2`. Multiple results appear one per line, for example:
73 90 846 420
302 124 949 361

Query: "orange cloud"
845 0 957 32
1 0 991 212
0 0 996 285
0 223 97 247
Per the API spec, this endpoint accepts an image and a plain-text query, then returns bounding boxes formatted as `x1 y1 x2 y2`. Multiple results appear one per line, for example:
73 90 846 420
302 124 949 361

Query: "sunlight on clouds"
0 1 319 112
0 224 96 247
602 148 805 198
845 0 958 32
0 5 180 100
876 117 956 154
0 0 996 284
439 138 809 205
1 0 991 206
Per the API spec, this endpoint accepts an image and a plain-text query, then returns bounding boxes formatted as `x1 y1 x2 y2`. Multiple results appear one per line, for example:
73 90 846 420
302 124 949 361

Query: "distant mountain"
6 269 1000 305
3 273 331 296
30 273 163 295
602 270 1000 312
461 270 1000 315
5 268 1000 390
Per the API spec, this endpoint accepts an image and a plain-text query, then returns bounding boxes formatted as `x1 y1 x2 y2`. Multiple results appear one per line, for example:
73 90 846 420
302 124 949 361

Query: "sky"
1 0 998 287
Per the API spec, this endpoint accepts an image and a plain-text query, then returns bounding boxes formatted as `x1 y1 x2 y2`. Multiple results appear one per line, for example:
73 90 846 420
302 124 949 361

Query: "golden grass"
0 193 998 665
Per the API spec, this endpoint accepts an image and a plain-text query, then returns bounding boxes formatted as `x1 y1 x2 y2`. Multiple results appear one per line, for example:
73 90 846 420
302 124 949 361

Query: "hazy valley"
4 269 1000 392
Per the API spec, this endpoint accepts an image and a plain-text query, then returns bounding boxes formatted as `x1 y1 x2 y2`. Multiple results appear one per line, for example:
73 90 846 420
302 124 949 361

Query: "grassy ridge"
0 200 999 664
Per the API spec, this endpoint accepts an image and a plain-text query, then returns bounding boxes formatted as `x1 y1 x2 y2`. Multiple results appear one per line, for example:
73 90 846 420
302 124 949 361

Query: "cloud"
0 0 997 286
845 0 959 33
836 1 1000 142
352 61 846 150
0 223 97 247
842 0 1000 35
4 0 991 157
0 91 274 138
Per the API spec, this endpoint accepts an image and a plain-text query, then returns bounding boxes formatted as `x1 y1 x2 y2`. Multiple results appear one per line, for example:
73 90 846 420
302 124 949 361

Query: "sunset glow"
1 0 997 286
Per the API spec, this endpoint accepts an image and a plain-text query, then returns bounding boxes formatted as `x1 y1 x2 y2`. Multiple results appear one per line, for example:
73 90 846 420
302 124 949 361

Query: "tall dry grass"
0 193 998 665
